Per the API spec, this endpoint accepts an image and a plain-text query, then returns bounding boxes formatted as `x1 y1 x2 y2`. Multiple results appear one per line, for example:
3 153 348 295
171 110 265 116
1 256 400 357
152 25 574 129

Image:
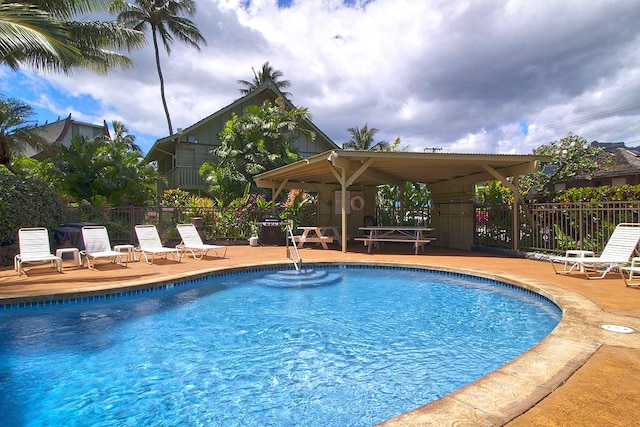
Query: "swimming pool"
0 265 560 426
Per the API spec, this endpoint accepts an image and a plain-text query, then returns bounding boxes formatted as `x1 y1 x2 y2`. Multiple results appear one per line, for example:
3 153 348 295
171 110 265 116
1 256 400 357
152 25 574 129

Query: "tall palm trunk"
151 26 173 135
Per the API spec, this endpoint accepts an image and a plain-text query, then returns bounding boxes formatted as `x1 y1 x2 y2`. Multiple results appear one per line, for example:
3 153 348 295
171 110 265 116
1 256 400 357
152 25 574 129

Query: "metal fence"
56 201 313 249
58 201 640 254
58 205 261 246
374 206 432 226
474 201 640 254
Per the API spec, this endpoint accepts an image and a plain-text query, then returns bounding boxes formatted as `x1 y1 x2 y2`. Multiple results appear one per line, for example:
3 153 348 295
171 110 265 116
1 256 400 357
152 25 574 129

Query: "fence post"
158 203 163 239
129 204 136 244
513 198 520 251
579 202 584 251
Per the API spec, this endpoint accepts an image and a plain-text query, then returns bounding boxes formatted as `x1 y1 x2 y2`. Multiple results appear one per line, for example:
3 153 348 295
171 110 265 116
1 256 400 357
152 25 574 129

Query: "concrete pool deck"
1 243 639 426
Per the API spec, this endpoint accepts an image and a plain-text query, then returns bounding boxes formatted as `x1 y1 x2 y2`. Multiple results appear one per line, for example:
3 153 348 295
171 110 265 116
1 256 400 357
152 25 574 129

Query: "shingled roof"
582 142 640 179
596 147 640 178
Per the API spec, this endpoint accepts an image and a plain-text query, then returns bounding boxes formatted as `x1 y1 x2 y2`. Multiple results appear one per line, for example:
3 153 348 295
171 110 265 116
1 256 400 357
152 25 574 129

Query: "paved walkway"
2 243 640 426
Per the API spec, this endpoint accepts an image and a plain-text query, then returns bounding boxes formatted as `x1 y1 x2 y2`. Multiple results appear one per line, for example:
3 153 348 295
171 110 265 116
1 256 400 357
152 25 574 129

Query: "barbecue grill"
254 216 287 246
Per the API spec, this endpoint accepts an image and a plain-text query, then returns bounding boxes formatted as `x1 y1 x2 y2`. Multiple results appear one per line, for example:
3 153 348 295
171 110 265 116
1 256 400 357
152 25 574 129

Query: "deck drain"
601 324 634 333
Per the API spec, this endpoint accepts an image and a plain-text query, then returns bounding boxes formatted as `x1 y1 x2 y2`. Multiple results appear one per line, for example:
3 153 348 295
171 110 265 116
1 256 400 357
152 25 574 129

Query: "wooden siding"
147 82 338 196
68 123 104 142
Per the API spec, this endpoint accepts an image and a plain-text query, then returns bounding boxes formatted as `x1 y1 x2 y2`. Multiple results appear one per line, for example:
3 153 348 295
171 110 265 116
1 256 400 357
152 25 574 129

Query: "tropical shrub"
200 98 312 202
212 193 268 239
548 185 640 202
377 182 430 225
279 189 316 230
0 168 63 244
476 181 511 204
47 135 158 206
160 189 191 207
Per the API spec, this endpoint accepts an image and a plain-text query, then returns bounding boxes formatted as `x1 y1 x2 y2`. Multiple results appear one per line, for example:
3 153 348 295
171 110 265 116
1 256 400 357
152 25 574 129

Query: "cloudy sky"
1 0 640 155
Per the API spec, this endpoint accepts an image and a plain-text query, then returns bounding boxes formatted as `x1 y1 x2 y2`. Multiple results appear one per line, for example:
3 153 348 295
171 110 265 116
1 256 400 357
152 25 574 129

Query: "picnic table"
293 226 341 249
356 226 436 255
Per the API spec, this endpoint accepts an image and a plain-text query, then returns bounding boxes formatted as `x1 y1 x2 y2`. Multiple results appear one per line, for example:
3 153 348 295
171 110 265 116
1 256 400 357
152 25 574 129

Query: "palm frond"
0 3 79 68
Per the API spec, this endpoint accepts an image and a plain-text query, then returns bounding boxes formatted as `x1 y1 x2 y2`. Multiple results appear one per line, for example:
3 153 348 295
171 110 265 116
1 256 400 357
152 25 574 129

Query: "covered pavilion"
254 150 546 252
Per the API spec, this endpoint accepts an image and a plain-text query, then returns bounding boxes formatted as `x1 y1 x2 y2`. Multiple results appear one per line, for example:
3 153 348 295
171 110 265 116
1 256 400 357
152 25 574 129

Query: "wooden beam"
329 152 403 186
347 158 375 186
429 162 537 191
481 164 519 194
272 177 289 200
326 161 343 182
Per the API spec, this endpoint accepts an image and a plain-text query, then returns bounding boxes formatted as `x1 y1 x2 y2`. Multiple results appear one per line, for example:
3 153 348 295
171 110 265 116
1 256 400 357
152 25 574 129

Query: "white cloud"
3 0 640 154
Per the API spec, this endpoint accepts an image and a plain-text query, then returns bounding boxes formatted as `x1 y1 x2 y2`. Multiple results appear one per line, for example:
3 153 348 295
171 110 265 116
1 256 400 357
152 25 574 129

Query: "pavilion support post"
513 195 520 251
481 164 525 252
341 169 348 252
512 176 520 251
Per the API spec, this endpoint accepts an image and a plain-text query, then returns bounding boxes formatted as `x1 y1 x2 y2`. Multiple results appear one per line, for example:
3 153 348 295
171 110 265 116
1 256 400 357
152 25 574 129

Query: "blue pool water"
0 265 560 426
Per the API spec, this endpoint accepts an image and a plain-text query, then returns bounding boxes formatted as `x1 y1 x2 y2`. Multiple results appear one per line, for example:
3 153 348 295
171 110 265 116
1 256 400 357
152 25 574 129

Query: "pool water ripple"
0 266 560 426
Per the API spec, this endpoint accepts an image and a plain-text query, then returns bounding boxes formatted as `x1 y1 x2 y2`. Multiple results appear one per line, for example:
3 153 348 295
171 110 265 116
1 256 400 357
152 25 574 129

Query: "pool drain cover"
601 324 634 333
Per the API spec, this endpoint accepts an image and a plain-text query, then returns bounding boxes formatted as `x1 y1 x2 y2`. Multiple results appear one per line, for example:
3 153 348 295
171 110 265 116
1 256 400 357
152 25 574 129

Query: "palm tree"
116 0 207 136
51 133 158 205
0 97 47 173
0 1 143 73
342 124 389 151
238 61 291 97
107 120 141 151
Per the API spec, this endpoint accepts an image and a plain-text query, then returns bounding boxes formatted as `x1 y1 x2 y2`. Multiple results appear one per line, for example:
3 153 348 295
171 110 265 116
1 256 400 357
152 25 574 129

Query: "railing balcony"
164 167 207 190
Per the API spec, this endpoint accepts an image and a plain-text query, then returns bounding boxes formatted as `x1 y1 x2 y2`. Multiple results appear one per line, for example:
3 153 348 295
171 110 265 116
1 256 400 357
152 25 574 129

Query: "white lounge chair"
14 227 62 276
620 257 640 287
81 226 127 270
550 223 640 279
135 224 182 265
176 223 227 260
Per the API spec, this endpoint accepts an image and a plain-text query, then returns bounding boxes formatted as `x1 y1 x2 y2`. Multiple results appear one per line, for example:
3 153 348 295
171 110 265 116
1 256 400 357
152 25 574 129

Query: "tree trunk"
152 27 173 136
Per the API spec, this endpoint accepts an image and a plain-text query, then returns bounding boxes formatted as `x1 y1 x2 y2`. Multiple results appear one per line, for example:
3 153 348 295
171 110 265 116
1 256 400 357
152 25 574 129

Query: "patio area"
1 243 640 426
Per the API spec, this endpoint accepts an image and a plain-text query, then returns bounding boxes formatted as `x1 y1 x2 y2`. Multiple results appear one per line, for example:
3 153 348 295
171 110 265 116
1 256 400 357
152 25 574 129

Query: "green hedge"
0 170 63 245
548 185 640 202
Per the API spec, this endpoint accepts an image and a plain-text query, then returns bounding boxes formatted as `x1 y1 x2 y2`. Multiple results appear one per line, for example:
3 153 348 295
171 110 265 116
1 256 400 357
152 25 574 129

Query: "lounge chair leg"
586 267 612 279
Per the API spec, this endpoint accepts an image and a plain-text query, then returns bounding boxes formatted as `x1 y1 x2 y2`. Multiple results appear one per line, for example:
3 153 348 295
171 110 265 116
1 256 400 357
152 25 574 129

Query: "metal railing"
475 201 640 253
285 223 302 271
58 205 232 246
56 201 640 256
164 166 207 189
475 204 514 249
374 206 432 226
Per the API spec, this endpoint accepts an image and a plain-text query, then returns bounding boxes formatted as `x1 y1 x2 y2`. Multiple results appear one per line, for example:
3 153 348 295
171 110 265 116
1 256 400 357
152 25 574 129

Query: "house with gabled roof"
559 142 640 190
144 80 339 196
24 114 110 158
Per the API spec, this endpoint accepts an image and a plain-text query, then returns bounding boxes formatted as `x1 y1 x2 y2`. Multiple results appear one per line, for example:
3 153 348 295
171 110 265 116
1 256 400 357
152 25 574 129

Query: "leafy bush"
546 185 640 202
160 189 191 207
213 193 266 239
0 168 63 245
279 189 316 230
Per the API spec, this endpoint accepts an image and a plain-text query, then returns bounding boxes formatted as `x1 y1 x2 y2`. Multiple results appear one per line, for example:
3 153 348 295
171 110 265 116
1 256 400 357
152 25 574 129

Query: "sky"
1 0 640 155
